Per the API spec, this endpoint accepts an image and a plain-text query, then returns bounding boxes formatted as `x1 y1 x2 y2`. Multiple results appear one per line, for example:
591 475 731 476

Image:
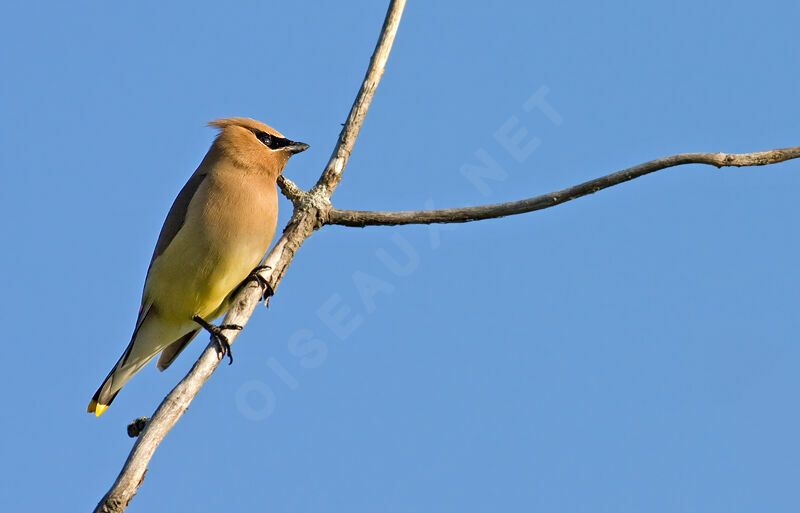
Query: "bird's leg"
192 315 242 365
249 265 275 302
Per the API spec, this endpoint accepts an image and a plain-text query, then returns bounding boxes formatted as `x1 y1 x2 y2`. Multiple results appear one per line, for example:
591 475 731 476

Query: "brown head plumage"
208 117 308 177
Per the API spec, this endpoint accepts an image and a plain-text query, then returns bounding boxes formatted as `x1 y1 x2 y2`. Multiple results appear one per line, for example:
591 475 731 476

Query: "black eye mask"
254 130 292 150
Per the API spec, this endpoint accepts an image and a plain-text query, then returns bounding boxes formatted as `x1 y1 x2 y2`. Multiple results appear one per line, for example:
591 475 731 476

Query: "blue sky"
1 1 799 511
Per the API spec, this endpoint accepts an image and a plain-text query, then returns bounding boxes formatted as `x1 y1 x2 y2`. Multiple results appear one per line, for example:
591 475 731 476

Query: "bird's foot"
250 265 275 304
192 315 242 365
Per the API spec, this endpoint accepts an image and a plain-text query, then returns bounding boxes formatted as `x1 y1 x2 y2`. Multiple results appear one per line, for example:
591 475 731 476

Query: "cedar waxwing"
87 117 308 417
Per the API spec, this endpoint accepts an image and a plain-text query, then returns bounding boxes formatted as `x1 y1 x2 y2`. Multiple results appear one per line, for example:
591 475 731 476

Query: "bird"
87 117 308 417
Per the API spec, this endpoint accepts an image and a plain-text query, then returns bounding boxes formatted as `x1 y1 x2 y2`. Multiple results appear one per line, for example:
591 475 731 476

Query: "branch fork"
93 1 799 511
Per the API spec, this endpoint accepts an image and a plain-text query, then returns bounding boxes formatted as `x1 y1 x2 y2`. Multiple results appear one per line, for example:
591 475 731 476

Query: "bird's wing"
144 169 209 287
156 328 201 371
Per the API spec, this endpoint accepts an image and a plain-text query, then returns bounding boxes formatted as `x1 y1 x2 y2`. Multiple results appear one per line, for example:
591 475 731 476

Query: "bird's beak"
285 141 309 155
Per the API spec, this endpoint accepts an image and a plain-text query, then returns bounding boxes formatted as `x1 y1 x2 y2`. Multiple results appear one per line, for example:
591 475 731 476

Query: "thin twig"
92 2 407 512
276 175 306 205
93 1 797 510
311 0 405 199
326 147 800 227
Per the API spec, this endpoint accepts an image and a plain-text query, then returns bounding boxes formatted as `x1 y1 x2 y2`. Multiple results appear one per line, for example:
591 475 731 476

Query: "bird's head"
208 117 309 177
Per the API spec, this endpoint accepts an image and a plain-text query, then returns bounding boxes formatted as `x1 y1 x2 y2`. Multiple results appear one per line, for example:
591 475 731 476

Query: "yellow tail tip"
87 399 109 417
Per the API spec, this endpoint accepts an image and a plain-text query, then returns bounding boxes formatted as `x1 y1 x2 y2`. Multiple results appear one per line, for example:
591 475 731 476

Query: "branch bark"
92 1 407 512
93 1 799 510
325 147 800 227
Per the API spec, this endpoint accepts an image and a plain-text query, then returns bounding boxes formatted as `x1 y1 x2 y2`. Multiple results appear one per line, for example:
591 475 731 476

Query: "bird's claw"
250 265 275 304
192 315 241 365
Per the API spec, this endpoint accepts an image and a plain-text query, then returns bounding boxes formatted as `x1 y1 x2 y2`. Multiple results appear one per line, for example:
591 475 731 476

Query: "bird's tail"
87 304 164 417
87 347 154 417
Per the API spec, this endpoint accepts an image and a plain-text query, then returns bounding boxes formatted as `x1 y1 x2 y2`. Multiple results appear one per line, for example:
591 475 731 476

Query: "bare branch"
92 1 795 510
312 0 406 199
92 2 406 512
326 147 800 227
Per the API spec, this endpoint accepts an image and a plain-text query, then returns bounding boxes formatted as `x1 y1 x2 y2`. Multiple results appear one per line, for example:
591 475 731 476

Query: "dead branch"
92 1 407 511
325 148 800 227
92 1 800 511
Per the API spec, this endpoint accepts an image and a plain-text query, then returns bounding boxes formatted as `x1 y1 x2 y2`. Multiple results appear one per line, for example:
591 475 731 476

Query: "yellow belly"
145 230 267 322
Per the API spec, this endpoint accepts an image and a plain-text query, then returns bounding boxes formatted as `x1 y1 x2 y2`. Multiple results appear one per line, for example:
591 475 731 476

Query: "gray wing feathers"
156 329 201 371
145 169 208 278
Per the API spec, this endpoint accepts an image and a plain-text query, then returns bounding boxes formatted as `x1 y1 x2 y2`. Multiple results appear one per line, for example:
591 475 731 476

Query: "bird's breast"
145 170 279 321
